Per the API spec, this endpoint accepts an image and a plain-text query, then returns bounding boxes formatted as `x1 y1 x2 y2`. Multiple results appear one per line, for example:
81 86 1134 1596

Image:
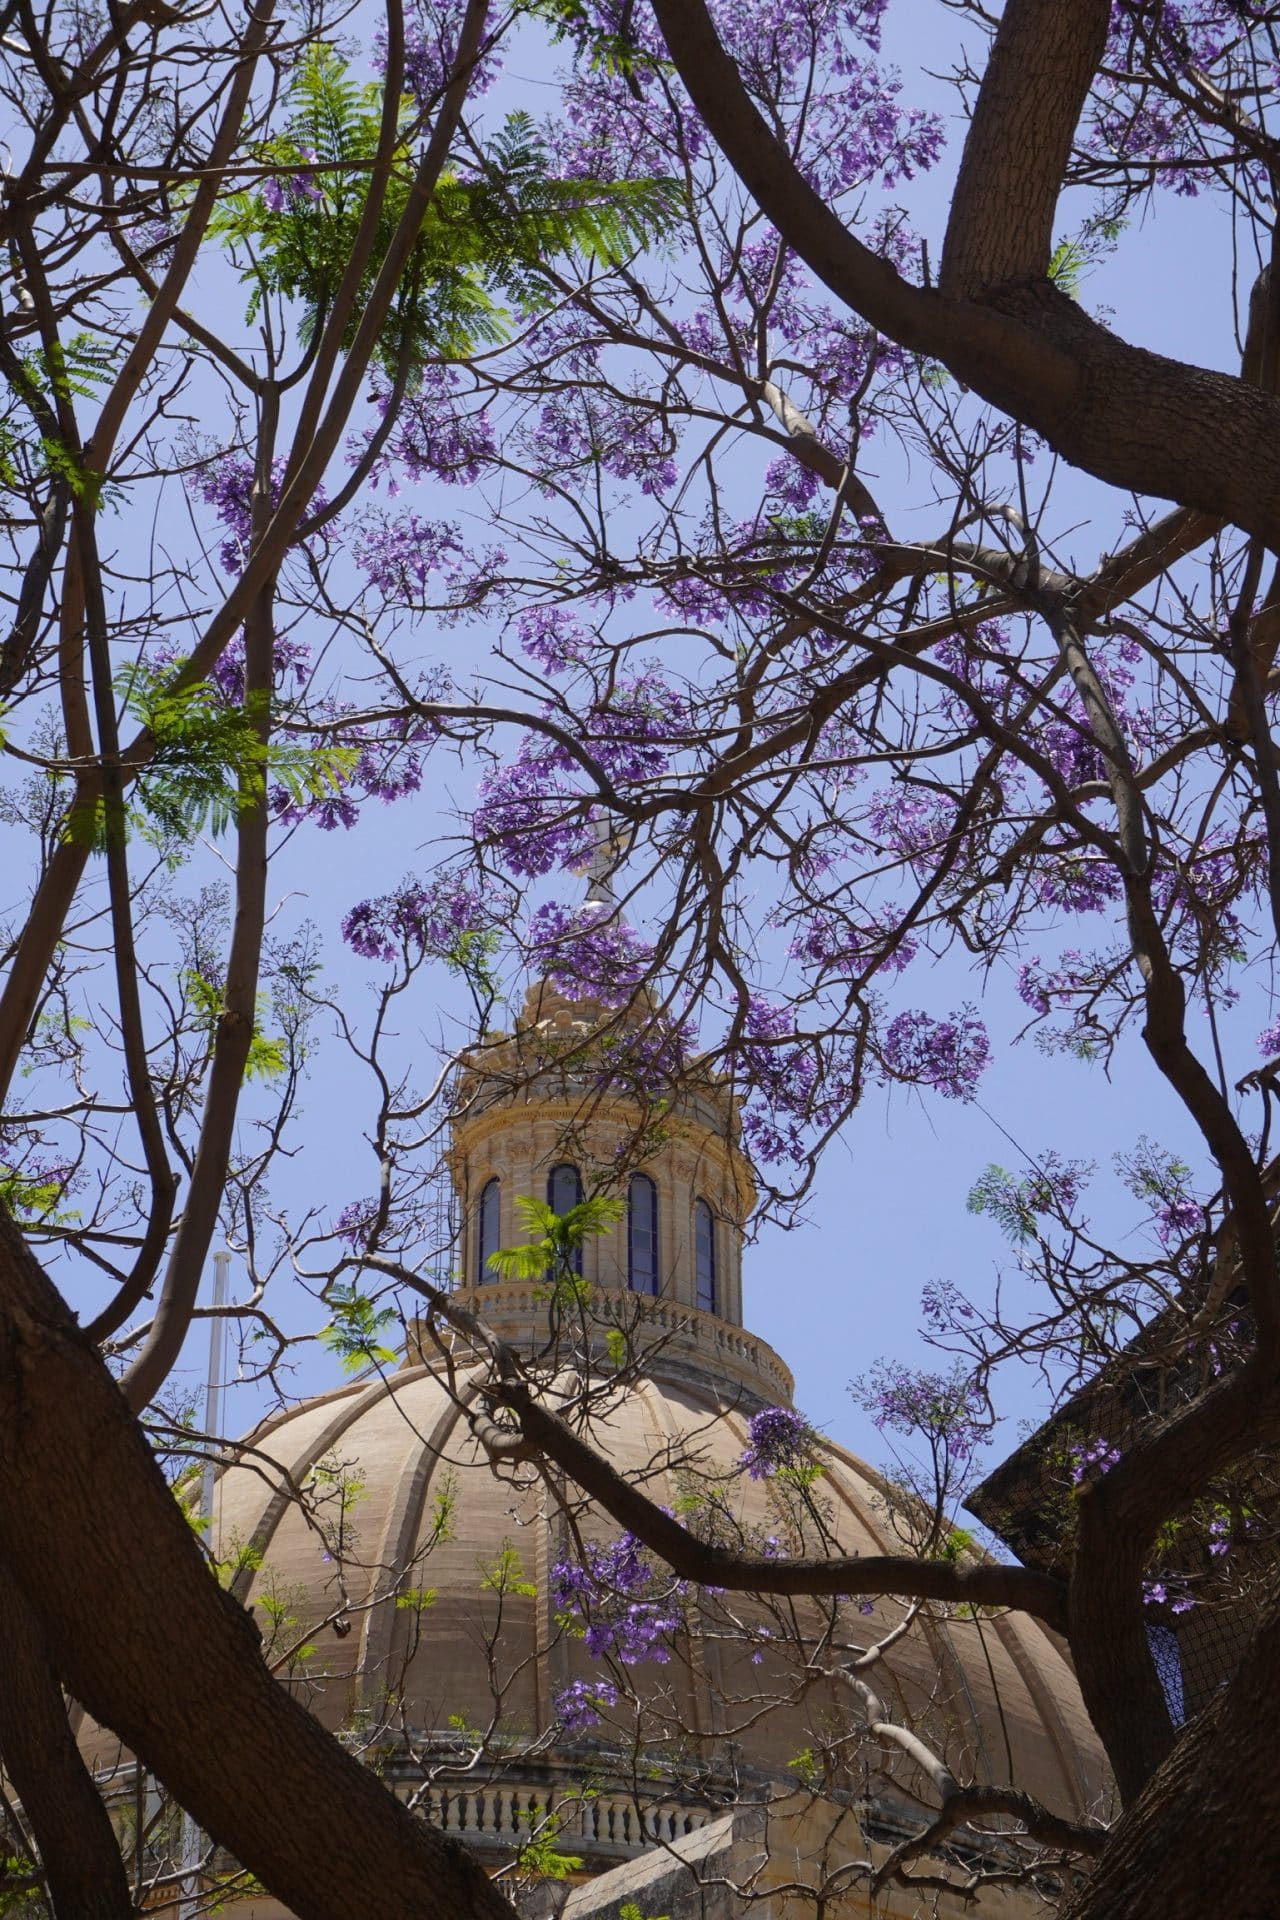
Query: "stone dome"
192 1317 1107 1879
82 956 1110 1913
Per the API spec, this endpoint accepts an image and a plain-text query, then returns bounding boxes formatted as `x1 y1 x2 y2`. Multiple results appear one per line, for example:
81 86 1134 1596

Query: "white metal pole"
198 1250 230 1524
179 1248 230 1917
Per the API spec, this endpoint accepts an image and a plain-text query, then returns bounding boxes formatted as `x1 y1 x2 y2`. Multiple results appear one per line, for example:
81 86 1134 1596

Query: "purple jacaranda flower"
882 1007 990 1100
342 874 495 968
527 900 653 1007
552 1534 688 1666
1069 1438 1122 1486
553 1678 619 1732
740 1406 816 1480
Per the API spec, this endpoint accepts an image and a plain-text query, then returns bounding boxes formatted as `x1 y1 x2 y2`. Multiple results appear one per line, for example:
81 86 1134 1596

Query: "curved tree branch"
0 1559 133 1919
646 0 1280 544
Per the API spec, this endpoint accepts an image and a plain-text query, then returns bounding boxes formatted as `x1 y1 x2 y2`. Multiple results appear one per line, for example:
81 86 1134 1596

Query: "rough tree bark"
1063 1575 1280 1920
0 1207 510 1920
0 1563 133 1919
646 0 1280 546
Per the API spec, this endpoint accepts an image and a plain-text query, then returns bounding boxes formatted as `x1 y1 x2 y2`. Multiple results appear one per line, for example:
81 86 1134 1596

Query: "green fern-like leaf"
487 1190 622 1283
210 51 679 373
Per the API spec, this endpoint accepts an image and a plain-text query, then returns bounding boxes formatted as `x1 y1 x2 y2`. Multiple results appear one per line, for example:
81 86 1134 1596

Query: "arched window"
628 1174 659 1296
546 1162 584 1275
477 1177 500 1286
694 1198 717 1314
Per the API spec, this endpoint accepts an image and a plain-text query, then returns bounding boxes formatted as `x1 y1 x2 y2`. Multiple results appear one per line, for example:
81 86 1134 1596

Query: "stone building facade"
82 973 1109 1915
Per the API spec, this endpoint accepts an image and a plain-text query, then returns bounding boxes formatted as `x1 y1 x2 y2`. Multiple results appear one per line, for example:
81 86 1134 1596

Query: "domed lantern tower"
436 965 795 1411
81 893 1109 1918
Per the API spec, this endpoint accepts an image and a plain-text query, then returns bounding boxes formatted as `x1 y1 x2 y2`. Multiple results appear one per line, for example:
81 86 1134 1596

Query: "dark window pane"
695 1198 717 1314
628 1174 659 1296
547 1163 584 1275
478 1178 500 1286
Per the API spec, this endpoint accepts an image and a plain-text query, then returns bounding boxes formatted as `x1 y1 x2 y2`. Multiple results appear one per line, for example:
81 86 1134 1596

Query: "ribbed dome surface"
156 1295 1108 1852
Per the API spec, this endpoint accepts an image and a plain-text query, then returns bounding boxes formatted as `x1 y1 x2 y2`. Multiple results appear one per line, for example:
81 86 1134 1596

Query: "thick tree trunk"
648 0 1280 548
1065 1584 1280 1920
0 1562 133 1918
940 0 1111 300
0 1208 509 1920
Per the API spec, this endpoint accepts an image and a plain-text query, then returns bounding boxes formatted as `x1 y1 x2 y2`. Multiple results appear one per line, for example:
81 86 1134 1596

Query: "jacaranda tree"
3 0 1280 1915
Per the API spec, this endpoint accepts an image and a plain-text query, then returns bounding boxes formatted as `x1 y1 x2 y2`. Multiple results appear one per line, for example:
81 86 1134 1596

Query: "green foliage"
479 1540 536 1599
24 331 116 405
216 1536 265 1589
524 0 669 86
210 46 678 371
604 1325 628 1366
488 1190 623 1283
1048 235 1088 298
618 1906 671 1920
427 1474 457 1545
182 969 288 1083
445 924 500 994
787 1745 819 1787
101 664 356 846
395 1585 438 1612
319 1283 398 1372
775 1459 825 1492
0 424 18 494
0 1163 73 1224
966 1162 1088 1243
1 333 117 506
928 1523 977 1564
0 1844 46 1917
514 1812 583 1882
254 1581 317 1668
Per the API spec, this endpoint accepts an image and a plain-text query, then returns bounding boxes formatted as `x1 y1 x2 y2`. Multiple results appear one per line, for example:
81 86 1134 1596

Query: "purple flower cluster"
591 1018 693 1105
355 510 508 614
474 677 687 877
355 367 497 491
920 1277 978 1333
372 1 502 106
342 874 493 967
334 1197 380 1248
150 628 312 708
529 389 678 498
261 146 322 213
552 1534 687 1666
552 1678 620 1733
473 749 596 879
587 674 690 784
1069 1438 1122 1486
1038 700 1108 789
1091 2 1244 195
527 901 653 1007
728 996 818 1168
882 1007 991 1101
188 451 327 576
1118 1138 1205 1255
1032 853 1122 915
858 1359 986 1468
1144 1578 1196 1615
788 911 917 979
740 1407 815 1480
865 789 958 864
1016 950 1093 1017
516 605 592 675
1155 1194 1205 1250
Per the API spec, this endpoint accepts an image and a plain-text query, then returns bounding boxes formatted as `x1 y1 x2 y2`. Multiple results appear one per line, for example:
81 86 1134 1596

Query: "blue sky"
81 3 1266 1502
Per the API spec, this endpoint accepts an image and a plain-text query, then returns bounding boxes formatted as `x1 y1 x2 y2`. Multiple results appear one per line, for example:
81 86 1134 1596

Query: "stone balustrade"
407 1281 793 1407
393 1774 715 1864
